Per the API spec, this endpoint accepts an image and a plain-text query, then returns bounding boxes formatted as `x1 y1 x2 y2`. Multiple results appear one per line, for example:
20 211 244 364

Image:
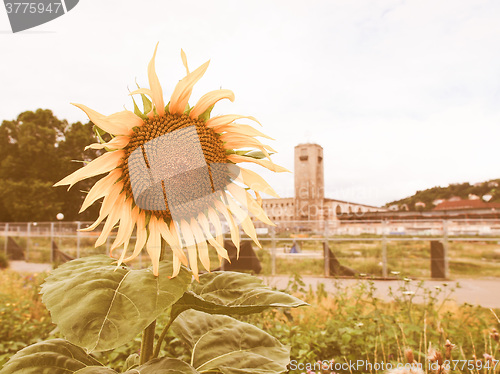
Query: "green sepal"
198 104 214 122
225 149 267 159
135 82 152 115
130 94 148 120
93 125 107 144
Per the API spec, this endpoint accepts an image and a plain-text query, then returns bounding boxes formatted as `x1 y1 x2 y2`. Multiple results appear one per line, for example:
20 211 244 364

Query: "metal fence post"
382 220 388 278
442 219 449 278
4 223 8 256
50 222 54 263
26 222 31 261
271 226 276 276
76 221 81 258
324 220 329 277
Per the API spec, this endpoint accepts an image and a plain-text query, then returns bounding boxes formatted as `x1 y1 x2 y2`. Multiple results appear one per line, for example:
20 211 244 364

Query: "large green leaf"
171 271 307 319
41 255 191 352
0 339 103 374
74 368 117 374
74 358 199 374
123 358 200 374
172 310 289 374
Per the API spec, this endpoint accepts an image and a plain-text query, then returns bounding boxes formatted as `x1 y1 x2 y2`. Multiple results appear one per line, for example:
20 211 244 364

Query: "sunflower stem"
152 315 175 358
140 320 156 364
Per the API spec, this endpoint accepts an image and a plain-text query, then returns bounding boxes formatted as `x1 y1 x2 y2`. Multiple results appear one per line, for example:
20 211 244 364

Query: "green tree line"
386 179 500 211
0 109 102 222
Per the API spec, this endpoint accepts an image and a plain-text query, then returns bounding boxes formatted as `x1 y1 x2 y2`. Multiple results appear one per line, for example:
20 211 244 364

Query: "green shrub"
0 253 8 269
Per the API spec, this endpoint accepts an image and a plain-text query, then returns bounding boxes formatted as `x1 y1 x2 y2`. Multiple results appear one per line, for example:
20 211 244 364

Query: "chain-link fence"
2 219 500 278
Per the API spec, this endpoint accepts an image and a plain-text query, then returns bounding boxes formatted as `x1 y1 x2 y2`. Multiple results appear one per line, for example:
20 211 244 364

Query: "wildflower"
483 353 494 362
444 339 455 360
55 44 286 278
405 348 414 363
491 328 499 342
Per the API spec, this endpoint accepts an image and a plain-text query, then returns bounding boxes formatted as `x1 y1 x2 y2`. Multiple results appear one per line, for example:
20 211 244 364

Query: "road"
8 261 500 309
261 275 500 309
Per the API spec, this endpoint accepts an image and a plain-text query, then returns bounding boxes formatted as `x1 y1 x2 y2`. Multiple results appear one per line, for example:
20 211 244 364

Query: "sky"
1 0 499 207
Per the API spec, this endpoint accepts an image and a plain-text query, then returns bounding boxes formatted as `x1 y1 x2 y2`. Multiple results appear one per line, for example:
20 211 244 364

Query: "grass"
0 267 499 373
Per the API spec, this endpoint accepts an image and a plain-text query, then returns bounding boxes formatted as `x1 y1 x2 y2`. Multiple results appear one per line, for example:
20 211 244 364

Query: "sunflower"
55 44 288 278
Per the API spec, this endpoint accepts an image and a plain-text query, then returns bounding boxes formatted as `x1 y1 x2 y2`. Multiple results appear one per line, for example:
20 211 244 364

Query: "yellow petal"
129 88 153 97
123 211 147 263
245 191 275 226
226 183 273 226
190 218 211 272
197 212 229 261
54 150 124 189
215 123 274 140
157 220 188 266
241 216 261 248
206 114 261 130
79 169 121 213
95 193 126 247
180 219 199 280
79 182 124 232
111 201 138 250
239 167 280 197
148 43 165 117
207 207 224 247
146 216 162 276
169 60 210 115
72 104 139 135
214 198 240 251
170 253 182 278
181 49 189 74
115 240 129 267
221 133 277 153
227 154 290 173
189 89 235 119
85 135 130 151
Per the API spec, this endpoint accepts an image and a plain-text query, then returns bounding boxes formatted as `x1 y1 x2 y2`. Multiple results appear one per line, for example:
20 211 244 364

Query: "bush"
0 253 8 269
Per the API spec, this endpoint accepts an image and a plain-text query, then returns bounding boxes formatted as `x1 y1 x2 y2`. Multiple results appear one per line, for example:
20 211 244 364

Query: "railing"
2 219 500 279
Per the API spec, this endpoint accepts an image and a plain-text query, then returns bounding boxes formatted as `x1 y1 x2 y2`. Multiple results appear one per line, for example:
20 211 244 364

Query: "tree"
0 109 102 222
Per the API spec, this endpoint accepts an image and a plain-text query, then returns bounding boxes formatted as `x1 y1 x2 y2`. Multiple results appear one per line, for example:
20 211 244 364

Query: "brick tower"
294 144 324 221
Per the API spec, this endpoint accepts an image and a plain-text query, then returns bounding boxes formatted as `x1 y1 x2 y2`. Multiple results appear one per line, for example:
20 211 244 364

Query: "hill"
385 179 500 211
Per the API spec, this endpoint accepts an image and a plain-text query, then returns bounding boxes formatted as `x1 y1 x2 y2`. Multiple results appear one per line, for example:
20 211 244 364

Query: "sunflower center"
120 113 228 221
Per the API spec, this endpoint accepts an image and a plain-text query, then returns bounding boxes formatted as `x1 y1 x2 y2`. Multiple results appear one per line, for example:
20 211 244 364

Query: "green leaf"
171 271 307 320
41 255 191 352
172 310 290 374
123 358 200 374
0 339 103 374
74 368 117 374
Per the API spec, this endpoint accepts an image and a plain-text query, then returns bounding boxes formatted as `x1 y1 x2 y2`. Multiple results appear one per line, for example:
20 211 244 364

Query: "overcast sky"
1 0 499 207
